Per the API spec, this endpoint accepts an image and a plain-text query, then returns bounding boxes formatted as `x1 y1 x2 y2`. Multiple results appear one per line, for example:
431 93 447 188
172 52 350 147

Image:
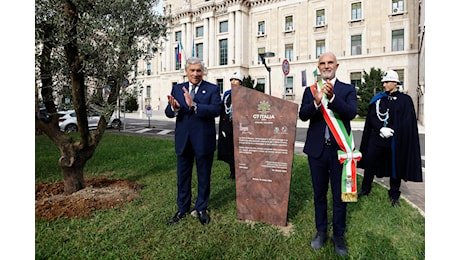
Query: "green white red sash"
310 82 361 202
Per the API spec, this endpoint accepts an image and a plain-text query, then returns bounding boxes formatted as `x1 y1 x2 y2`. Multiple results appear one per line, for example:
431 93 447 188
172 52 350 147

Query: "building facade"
135 0 425 124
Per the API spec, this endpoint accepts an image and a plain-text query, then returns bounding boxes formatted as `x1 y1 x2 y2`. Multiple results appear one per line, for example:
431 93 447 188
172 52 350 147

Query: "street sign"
282 59 290 76
146 104 152 117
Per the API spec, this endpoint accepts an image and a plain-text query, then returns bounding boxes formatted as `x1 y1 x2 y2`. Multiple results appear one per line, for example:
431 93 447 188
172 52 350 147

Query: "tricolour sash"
310 81 361 202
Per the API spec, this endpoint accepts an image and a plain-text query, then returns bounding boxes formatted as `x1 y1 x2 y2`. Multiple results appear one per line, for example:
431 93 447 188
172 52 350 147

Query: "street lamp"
259 51 275 95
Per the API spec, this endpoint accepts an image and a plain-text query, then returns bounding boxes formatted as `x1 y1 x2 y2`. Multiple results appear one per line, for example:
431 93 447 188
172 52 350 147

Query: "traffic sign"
146 105 152 117
282 59 290 75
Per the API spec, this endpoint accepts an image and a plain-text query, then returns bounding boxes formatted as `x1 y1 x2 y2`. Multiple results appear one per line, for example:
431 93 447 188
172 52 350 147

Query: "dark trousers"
308 145 347 236
229 161 235 177
361 170 402 199
360 142 402 200
176 141 213 213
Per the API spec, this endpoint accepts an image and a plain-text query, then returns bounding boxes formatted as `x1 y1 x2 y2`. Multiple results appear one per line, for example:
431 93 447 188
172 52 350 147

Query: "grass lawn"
35 133 424 259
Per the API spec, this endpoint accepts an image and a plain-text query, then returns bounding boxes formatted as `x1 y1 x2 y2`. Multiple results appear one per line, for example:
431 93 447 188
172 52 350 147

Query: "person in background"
357 70 423 206
165 57 221 226
217 71 243 179
298 52 357 256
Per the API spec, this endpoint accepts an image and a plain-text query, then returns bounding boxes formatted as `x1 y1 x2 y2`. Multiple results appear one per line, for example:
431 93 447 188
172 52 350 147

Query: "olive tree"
35 0 168 194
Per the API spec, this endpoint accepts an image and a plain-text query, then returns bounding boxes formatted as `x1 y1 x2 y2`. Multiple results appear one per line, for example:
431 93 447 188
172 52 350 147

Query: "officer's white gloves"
379 127 394 138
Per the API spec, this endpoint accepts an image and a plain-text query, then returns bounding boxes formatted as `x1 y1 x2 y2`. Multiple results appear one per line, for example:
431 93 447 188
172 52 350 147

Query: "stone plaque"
232 84 298 226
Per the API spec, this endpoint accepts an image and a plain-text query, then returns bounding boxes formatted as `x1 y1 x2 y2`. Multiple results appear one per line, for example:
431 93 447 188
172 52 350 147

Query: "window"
219 21 228 33
285 15 293 31
350 72 362 87
285 44 293 61
147 62 151 75
392 29 404 51
217 79 224 94
256 78 266 93
146 86 151 98
316 40 325 58
285 76 293 95
195 43 203 59
219 39 228 65
351 35 362 55
175 31 181 42
316 9 325 26
392 0 404 13
394 69 404 89
258 47 266 63
351 2 362 20
196 26 204 38
258 21 265 35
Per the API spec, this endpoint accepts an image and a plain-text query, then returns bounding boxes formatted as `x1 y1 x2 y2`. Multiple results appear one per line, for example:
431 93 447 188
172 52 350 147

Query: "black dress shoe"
197 210 210 225
310 232 328 250
332 235 348 256
391 198 400 207
167 211 187 225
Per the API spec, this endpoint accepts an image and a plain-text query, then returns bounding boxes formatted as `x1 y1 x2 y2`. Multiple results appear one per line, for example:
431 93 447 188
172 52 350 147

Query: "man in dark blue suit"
299 52 357 256
165 57 221 225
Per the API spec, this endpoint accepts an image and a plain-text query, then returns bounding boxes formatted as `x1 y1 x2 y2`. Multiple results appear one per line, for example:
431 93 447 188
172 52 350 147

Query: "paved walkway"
123 110 425 216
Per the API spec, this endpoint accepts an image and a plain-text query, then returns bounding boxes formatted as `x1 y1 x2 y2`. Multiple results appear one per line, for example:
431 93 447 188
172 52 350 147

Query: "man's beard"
321 71 334 80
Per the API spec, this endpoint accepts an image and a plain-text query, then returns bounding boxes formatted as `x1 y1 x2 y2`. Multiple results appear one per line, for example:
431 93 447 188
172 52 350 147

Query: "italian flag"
176 41 183 63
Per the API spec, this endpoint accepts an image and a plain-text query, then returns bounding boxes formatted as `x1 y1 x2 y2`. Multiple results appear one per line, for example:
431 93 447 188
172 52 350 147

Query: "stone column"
164 31 171 72
228 11 235 65
208 16 215 67
181 23 187 68
235 10 242 65
203 18 209 66
186 21 192 60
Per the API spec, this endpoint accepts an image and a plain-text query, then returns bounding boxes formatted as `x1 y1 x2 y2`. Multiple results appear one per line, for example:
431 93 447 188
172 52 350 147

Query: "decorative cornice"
170 0 255 24
247 0 281 8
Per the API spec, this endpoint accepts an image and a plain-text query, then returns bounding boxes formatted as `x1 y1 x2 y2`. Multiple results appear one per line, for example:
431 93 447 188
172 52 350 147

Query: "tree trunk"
58 142 93 195
62 165 85 195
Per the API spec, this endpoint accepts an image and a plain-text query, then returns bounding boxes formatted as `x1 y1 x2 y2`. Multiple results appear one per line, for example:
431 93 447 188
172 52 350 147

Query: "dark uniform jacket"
358 91 423 182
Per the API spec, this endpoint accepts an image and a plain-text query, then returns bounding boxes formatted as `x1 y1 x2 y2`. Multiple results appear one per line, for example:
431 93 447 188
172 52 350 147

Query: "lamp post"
259 52 275 95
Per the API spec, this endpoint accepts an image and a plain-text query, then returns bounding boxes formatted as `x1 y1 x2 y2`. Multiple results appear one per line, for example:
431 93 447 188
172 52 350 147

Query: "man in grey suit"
165 57 221 225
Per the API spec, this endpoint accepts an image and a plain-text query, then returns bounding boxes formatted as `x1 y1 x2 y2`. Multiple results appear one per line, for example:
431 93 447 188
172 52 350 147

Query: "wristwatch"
190 102 197 112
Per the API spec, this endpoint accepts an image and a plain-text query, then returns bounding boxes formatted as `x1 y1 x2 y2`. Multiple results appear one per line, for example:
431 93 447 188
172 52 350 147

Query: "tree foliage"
242 75 256 90
35 0 168 193
125 92 139 112
356 67 384 117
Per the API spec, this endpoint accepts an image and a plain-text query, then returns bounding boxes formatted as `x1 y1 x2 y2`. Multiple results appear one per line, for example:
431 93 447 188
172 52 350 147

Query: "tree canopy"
356 67 384 117
35 0 168 193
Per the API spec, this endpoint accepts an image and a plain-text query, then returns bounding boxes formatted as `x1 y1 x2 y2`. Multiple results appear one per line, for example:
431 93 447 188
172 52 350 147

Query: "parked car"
58 110 122 132
39 107 51 123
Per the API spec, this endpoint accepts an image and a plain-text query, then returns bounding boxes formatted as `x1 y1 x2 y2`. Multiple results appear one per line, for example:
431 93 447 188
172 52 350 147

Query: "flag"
301 70 306 87
176 41 183 63
192 39 195 57
175 43 179 62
